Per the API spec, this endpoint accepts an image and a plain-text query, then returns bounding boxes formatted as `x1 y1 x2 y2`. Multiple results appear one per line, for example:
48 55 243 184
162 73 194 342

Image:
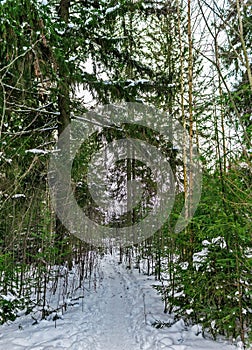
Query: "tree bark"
187 0 194 261
55 0 71 259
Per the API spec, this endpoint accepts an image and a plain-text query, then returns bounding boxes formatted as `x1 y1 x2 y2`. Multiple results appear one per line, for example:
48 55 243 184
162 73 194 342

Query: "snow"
55 28 65 35
211 236 227 248
105 5 120 15
67 56 78 62
192 248 208 270
125 79 151 88
0 253 238 350
11 193 26 199
25 149 49 155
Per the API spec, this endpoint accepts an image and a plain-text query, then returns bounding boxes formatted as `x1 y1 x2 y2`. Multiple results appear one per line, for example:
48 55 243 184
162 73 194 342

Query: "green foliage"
158 170 252 345
1 1 250 346
0 0 184 325
0 296 24 324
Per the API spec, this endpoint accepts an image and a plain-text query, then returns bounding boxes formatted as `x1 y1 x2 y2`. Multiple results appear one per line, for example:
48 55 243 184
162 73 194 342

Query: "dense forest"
0 0 251 348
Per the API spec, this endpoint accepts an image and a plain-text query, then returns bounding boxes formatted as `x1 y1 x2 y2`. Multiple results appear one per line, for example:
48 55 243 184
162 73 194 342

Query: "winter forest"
0 0 251 349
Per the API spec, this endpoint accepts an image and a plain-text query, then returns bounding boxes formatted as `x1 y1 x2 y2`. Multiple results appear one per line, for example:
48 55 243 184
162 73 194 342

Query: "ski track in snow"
0 254 238 350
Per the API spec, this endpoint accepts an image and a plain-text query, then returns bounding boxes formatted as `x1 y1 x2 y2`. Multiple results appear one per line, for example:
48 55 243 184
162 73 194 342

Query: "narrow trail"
0 253 238 350
95 258 143 350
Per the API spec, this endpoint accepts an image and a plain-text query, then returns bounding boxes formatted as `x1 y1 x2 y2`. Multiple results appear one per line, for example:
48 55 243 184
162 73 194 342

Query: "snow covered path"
0 253 238 350
95 258 143 350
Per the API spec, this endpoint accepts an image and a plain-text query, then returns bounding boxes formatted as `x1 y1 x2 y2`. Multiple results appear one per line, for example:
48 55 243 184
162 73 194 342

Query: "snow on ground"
0 253 239 350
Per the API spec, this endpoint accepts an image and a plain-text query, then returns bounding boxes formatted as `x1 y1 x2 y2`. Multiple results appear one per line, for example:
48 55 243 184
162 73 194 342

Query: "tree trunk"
55 0 71 261
187 0 194 262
